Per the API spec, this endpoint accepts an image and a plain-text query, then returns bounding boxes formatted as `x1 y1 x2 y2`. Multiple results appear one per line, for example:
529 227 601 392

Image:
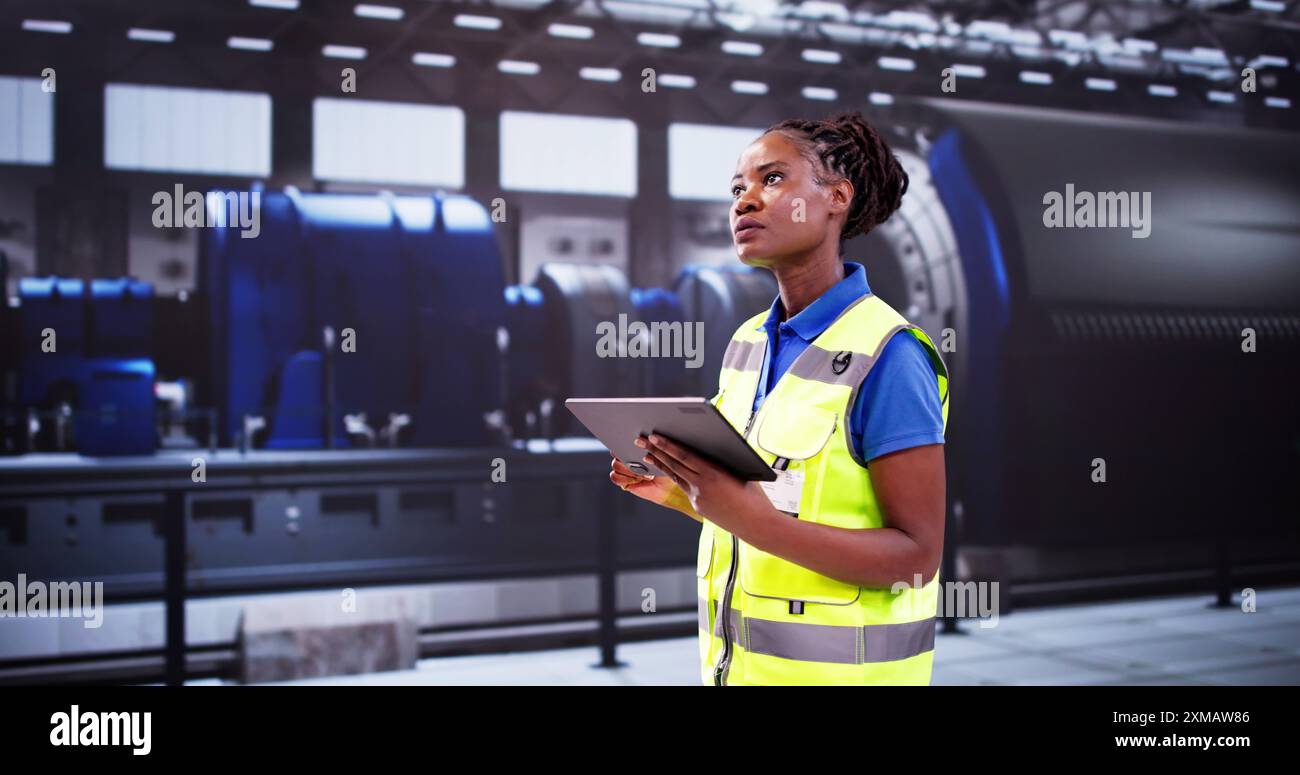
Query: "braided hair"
763 111 909 244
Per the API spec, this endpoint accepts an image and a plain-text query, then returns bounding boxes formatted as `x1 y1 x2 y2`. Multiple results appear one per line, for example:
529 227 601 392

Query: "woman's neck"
772 256 843 320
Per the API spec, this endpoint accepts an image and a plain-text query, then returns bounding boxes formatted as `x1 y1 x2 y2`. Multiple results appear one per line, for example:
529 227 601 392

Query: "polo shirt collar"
756 261 872 341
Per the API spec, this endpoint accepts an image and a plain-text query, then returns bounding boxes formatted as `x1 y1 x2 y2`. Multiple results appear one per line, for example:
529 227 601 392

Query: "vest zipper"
714 407 758 686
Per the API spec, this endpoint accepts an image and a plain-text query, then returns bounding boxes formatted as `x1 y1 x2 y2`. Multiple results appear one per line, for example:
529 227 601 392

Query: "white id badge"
760 468 805 517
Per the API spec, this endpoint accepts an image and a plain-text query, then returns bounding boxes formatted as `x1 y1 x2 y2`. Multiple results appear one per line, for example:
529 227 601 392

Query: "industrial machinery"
921 99 1300 586
0 189 775 677
201 189 509 450
16 276 157 456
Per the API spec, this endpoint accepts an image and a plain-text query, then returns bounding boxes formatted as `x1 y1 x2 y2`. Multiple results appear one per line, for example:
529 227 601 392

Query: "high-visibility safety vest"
698 291 950 685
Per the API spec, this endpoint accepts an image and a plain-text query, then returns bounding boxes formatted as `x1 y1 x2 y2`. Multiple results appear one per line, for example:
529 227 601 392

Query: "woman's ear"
827 177 854 217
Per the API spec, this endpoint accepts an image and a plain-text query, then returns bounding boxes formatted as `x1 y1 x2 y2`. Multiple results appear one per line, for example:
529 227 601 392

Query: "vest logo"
49 705 151 756
831 351 852 374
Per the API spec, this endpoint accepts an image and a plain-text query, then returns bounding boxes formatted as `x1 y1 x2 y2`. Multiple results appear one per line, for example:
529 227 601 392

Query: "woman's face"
729 132 850 267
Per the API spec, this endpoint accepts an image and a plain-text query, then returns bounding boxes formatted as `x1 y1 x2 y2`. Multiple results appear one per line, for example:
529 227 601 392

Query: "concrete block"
237 592 417 683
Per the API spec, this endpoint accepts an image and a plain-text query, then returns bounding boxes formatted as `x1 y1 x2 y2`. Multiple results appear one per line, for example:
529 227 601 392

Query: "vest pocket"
754 405 838 461
743 405 860 605
740 543 860 605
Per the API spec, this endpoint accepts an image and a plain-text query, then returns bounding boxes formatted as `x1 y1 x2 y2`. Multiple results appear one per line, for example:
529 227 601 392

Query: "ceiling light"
549 23 593 40
659 73 696 89
722 40 763 57
580 67 621 82
412 52 454 67
323 44 367 59
499 60 540 75
128 28 174 43
802 49 841 64
229 37 273 51
354 4 403 21
638 32 680 48
731 80 768 95
878 57 915 72
22 19 72 34
455 14 501 30
950 64 985 78
1248 55 1289 69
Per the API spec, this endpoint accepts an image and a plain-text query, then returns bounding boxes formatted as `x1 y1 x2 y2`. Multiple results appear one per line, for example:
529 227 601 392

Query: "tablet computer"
565 397 777 482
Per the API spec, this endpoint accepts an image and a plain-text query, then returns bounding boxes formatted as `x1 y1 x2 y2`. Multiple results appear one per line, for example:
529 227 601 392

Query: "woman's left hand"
636 433 776 532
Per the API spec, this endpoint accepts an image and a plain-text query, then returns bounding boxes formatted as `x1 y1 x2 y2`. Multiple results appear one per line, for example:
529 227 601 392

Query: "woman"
610 112 950 686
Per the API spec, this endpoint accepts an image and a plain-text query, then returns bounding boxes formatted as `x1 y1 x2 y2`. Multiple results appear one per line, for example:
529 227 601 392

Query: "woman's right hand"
609 452 697 518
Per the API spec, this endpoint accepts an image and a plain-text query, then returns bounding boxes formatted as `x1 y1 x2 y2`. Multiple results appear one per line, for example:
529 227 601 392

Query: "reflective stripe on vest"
698 291 949 685
700 597 936 665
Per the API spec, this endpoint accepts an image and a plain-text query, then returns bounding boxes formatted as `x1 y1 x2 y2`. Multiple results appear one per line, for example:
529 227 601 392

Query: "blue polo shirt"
753 262 945 463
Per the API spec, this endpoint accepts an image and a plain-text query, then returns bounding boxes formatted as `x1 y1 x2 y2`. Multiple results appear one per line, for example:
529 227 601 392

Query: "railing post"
594 484 625 668
164 490 187 686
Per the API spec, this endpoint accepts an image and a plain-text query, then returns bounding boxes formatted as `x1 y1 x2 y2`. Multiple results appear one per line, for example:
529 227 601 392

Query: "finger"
611 470 650 488
645 433 701 474
645 451 693 488
610 471 639 491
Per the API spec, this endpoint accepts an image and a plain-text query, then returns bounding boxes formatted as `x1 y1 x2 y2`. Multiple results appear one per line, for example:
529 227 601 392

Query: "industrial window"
500 111 637 197
104 83 271 176
0 76 54 165
668 123 764 201
313 98 464 187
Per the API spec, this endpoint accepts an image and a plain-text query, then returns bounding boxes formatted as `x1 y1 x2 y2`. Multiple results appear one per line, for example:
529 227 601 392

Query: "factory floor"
200 585 1300 686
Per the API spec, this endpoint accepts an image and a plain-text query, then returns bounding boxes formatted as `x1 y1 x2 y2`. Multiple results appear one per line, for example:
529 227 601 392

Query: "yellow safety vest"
698 291 950 685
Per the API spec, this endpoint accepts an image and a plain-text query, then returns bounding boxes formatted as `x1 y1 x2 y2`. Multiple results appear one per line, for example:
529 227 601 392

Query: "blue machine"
18 277 85 409
201 189 508 449
203 191 318 447
19 276 157 456
407 195 509 446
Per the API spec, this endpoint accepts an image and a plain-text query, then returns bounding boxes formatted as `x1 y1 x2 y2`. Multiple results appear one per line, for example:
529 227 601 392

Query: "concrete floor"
215 585 1300 686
